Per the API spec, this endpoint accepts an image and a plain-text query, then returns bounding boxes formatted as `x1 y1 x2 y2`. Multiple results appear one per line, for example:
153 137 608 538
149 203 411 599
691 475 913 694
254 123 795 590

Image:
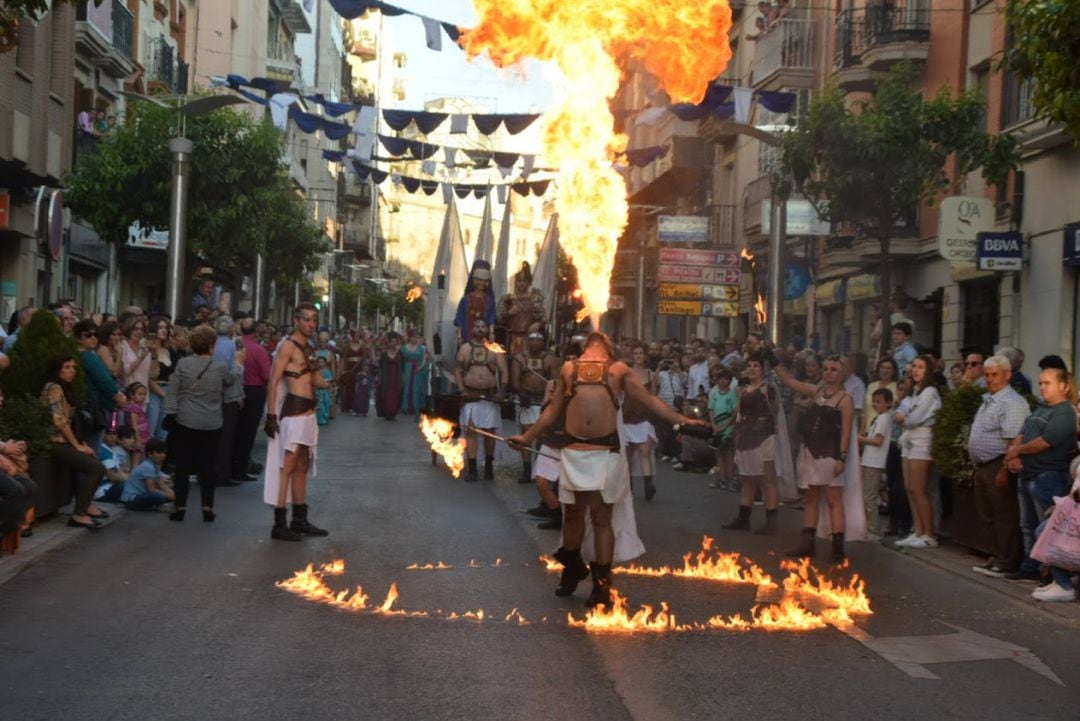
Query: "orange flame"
740 248 754 261
419 414 467 478
406 286 422 303
462 1 733 328
406 561 453 570
755 293 767 325
482 340 507 354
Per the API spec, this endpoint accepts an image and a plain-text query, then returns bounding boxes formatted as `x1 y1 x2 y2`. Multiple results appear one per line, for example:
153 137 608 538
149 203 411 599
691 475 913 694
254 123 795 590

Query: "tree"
0 0 76 52
779 63 1018 357
65 98 329 290
1001 0 1080 140
3 310 83 401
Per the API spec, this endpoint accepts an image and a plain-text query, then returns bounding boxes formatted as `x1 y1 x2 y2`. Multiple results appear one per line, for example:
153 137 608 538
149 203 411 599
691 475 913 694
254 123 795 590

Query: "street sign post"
657 215 709 244
658 248 741 267
658 283 739 301
657 264 741 284
657 300 739 317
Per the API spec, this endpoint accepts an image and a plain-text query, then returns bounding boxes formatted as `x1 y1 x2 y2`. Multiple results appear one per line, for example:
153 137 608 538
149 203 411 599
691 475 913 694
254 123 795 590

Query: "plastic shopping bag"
1030 495 1080 571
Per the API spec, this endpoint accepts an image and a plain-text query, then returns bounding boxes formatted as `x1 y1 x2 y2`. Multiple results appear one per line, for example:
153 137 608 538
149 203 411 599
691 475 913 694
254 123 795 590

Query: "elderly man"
997 346 1032 395
211 316 245 487
967 355 1030 579
960 351 988 389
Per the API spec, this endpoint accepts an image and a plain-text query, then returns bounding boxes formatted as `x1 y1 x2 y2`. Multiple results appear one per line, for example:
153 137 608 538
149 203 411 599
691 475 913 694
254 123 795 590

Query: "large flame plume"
419 414 466 478
462 1 733 327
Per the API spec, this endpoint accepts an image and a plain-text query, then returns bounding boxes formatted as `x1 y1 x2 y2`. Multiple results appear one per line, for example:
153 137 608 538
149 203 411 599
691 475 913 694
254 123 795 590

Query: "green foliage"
0 0 75 50
64 98 329 288
2 310 83 402
0 394 55 458
1001 0 1080 140
930 384 986 483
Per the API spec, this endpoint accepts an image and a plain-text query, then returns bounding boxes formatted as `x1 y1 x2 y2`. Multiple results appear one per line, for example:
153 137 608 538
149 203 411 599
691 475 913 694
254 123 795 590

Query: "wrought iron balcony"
112 0 133 59
751 18 816 89
834 1 930 84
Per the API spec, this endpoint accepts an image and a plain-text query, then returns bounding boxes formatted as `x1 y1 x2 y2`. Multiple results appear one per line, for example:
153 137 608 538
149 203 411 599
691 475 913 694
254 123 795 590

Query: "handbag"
1030 495 1080 572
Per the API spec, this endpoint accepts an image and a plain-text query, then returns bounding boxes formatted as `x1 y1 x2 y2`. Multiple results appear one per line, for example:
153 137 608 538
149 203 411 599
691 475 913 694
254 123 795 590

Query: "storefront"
814 278 846 353
846 273 880 354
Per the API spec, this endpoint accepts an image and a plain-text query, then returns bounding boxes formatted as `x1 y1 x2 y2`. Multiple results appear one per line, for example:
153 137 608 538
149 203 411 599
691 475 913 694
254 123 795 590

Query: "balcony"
345 173 372 204
267 39 300 83
75 0 135 79
709 204 737 247
834 2 930 90
343 229 383 262
1000 75 1070 153
751 18 816 90
627 135 711 203
145 36 188 94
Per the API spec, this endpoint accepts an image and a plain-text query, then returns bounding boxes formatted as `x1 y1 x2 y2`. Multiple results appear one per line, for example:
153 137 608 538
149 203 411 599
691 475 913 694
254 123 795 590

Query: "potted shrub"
931 383 990 553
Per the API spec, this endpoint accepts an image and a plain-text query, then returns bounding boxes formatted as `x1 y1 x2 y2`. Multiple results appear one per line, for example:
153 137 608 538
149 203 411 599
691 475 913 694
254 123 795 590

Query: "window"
973 65 990 132
962 279 1000 353
15 23 34 74
50 10 67 96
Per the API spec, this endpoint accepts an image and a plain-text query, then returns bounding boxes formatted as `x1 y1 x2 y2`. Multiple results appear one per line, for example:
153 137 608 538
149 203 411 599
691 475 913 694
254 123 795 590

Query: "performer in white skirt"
623 343 659 500
510 325 560 484
454 318 507 482
510 332 706 608
773 351 864 562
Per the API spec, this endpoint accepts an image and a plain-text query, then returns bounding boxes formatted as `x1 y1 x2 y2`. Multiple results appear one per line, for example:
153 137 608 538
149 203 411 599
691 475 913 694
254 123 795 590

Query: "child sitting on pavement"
95 425 138 504
120 438 175 511
858 387 894 541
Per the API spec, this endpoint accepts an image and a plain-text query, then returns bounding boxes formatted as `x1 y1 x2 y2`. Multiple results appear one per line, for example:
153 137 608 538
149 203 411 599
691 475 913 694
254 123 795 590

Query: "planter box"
28 455 71 519
948 478 994 555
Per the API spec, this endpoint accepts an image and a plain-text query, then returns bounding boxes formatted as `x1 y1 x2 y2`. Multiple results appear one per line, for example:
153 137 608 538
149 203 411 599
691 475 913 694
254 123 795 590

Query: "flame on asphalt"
418 414 466 478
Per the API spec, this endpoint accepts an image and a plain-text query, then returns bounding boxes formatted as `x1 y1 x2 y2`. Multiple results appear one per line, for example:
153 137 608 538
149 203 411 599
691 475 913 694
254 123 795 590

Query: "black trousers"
52 442 106 516
173 424 221 509
215 400 241 484
0 472 37 533
232 385 266 478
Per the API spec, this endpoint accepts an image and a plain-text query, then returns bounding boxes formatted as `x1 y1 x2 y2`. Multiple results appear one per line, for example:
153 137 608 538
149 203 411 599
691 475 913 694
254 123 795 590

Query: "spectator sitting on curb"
95 426 138 504
120 439 174 512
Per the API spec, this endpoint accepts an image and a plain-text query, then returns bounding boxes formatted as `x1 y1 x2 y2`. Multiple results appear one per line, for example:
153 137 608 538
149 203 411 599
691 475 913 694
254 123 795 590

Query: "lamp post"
165 137 193 322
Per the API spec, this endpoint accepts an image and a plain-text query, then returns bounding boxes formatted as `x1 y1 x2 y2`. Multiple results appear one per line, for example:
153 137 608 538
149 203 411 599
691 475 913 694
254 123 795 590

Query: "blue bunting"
326 0 461 49
756 89 797 114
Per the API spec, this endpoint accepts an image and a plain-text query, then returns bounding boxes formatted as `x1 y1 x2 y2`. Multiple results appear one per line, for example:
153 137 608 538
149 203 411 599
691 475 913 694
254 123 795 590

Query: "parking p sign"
976 231 1023 271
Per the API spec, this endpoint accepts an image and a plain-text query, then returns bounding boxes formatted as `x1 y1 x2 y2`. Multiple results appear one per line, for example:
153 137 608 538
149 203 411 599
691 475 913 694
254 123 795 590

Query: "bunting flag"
667 85 797 121
345 158 553 199
619 145 670 167
327 0 462 50
289 106 353 139
492 192 513 301
532 214 560 330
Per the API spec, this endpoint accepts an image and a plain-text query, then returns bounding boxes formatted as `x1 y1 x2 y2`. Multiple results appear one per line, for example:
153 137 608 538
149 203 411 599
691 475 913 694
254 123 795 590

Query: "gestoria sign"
938 196 994 264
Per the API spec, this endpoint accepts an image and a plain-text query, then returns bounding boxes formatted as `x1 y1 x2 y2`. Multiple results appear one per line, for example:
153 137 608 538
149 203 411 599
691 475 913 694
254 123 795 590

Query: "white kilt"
262 413 319 505
460 399 500 430
558 448 629 505
518 403 542 426
622 420 656 444
735 435 775 477
532 444 561 482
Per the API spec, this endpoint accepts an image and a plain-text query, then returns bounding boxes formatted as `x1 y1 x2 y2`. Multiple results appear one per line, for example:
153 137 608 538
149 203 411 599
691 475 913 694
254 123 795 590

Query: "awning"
815 278 845 307
846 273 881 301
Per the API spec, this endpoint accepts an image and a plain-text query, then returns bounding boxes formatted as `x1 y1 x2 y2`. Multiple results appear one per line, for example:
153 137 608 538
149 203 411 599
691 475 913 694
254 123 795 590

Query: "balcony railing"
834 1 930 69
112 0 133 58
752 18 815 86
146 36 187 93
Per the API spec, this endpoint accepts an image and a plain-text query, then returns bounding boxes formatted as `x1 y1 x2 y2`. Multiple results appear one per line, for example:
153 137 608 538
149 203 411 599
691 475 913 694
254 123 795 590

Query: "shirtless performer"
510 324 560 484
263 303 331 541
510 332 705 607
454 318 508 483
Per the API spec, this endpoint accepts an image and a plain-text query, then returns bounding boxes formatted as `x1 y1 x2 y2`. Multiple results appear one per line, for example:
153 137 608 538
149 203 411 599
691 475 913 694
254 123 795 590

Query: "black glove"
264 413 280 439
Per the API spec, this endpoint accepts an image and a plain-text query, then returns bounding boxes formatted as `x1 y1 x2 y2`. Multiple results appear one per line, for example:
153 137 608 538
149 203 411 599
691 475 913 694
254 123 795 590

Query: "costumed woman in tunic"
454 260 496 347
623 342 659 501
400 328 430 421
315 356 334 426
772 351 865 562
496 261 545 357
724 352 783 534
375 332 404 421
340 332 369 416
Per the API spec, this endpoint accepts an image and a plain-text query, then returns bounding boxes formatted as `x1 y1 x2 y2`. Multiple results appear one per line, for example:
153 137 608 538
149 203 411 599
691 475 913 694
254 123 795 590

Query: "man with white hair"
967 355 1030 579
996 346 1032 395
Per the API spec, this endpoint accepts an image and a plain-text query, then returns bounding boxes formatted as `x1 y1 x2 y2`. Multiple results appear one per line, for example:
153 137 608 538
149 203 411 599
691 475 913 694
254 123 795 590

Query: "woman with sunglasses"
773 351 860 562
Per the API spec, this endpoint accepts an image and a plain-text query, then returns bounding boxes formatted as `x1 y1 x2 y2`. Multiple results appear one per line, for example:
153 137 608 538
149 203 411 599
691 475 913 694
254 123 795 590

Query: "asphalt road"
1 413 1078 721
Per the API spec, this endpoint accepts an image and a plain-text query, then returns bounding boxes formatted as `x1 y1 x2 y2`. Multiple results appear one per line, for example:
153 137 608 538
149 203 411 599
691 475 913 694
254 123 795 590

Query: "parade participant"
455 318 507 482
375 333 404 421
496 262 546 357
532 379 565 530
773 352 863 562
724 352 782 534
453 260 497 345
623 342 659 500
340 332 372 416
400 328 430 422
510 324 560 484
509 332 705 607
263 303 331 542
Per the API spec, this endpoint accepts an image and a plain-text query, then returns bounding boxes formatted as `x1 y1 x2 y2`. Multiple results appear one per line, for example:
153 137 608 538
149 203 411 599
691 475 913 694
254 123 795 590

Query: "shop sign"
127 221 169 250
607 294 625 310
846 273 881 301
658 264 741 284
657 215 709 244
762 199 831 236
815 278 845 306
976 231 1023 271
658 247 740 267
937 196 993 264
784 262 811 300
658 283 739 301
657 299 739 317
0 191 9 229
1064 223 1080 267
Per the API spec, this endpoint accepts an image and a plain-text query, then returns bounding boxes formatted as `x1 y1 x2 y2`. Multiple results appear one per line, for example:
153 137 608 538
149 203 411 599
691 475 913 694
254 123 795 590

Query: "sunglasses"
965 361 982 367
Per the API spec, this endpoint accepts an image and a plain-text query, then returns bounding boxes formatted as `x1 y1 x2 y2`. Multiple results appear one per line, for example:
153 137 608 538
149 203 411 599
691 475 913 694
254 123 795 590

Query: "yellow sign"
658 283 739 301
657 300 739 317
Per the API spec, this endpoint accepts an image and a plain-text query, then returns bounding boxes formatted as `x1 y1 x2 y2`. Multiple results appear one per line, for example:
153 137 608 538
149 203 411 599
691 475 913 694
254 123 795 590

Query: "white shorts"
518 404 542 426
460 400 500 430
797 446 844 488
622 420 656 445
532 444 561 482
899 427 932 461
735 435 775 477
280 413 319 462
558 448 629 505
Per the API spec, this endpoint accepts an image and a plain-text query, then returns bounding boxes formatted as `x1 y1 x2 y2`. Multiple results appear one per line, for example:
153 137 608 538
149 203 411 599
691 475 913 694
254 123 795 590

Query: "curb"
0 506 127 587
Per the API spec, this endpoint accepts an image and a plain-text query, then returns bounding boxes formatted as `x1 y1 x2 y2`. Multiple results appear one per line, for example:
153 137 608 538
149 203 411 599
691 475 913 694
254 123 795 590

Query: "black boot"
644 476 656 501
483 456 495 481
526 503 550 517
831 532 846 563
465 458 479 483
537 506 562 530
553 547 589 596
585 563 613 608
290 503 329 537
271 507 301 542
786 527 816 557
723 505 752 531
754 508 779 535
519 461 532 484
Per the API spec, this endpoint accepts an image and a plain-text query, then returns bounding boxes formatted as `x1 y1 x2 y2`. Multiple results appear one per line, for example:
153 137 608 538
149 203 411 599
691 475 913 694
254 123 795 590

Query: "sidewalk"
0 505 127 587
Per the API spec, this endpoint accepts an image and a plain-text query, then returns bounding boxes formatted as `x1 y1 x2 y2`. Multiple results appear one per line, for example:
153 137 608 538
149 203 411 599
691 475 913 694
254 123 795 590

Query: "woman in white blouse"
894 354 943 549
